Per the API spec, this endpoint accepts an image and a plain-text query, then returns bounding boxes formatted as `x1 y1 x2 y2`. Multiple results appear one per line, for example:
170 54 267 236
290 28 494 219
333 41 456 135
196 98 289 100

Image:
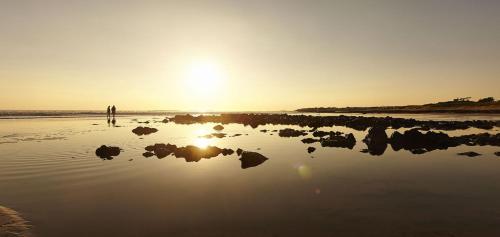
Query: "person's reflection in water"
106 105 111 119
107 118 111 127
112 118 116 127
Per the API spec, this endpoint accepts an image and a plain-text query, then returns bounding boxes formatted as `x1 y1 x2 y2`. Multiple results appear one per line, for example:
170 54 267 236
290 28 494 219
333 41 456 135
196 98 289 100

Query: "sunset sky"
1 0 499 111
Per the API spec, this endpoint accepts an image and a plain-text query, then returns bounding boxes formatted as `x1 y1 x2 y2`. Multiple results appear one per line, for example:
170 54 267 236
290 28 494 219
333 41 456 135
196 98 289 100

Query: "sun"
185 60 224 94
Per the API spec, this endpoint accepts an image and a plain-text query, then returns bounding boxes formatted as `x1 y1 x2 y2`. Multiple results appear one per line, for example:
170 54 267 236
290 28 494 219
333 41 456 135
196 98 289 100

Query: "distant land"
297 97 500 114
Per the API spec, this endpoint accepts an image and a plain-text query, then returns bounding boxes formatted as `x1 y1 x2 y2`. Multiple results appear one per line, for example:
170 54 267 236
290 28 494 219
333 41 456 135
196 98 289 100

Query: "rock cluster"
169 113 498 131
144 143 233 162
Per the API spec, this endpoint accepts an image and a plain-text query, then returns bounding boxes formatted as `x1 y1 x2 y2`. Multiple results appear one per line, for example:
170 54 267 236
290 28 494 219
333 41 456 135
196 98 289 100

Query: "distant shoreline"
296 108 500 114
297 100 500 114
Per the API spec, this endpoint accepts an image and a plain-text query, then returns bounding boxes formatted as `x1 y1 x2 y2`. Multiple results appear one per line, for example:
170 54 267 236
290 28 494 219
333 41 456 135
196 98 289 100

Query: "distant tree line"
451 97 496 103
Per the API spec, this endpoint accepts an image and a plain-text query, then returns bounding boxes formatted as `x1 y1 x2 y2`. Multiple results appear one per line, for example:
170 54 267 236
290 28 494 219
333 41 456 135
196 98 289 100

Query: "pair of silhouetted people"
106 105 116 118
106 105 117 127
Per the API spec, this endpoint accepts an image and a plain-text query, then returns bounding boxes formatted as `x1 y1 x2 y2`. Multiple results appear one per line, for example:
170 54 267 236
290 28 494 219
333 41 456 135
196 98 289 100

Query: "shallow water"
1 115 500 237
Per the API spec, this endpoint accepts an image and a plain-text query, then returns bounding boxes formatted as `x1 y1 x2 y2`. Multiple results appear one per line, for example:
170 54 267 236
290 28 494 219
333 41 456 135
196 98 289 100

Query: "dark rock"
494 152 500 156
213 125 224 131
95 145 121 160
239 151 268 169
457 151 482 157
307 147 316 153
236 148 243 156
363 125 388 156
145 143 177 158
389 129 458 153
132 126 158 136
142 151 154 158
301 138 319 144
278 128 307 137
312 131 329 137
320 133 356 149
260 129 268 133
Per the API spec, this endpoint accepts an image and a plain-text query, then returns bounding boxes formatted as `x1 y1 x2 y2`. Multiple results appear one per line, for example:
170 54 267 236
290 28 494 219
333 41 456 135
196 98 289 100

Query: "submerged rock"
201 133 226 139
278 128 307 137
239 151 268 169
132 126 158 136
495 152 500 156
457 151 482 157
95 145 121 160
213 125 224 131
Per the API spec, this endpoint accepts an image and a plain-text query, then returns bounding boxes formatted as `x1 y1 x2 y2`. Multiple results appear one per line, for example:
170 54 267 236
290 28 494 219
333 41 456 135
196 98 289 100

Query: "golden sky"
1 0 499 111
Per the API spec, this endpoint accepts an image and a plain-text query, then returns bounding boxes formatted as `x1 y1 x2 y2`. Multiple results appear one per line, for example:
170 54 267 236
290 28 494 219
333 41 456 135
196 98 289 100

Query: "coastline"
296 106 500 114
0 205 31 237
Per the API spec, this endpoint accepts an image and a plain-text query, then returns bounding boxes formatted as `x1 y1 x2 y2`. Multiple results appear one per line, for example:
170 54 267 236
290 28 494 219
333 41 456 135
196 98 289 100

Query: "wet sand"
0 206 31 237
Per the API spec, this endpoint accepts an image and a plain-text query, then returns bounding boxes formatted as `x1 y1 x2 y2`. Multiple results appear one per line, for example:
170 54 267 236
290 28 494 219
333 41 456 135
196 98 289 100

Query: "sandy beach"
0 206 31 237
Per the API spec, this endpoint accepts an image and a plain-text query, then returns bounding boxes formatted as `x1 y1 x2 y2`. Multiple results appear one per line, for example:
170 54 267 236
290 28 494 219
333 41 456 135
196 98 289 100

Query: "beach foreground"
0 113 499 236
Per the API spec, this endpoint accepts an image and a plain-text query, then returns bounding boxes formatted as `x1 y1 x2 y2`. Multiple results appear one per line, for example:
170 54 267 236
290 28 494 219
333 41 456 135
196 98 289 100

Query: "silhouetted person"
111 105 116 118
107 106 111 118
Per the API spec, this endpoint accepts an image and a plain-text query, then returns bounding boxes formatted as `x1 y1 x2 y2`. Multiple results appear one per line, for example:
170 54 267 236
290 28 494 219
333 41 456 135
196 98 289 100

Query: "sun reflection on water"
192 128 212 148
